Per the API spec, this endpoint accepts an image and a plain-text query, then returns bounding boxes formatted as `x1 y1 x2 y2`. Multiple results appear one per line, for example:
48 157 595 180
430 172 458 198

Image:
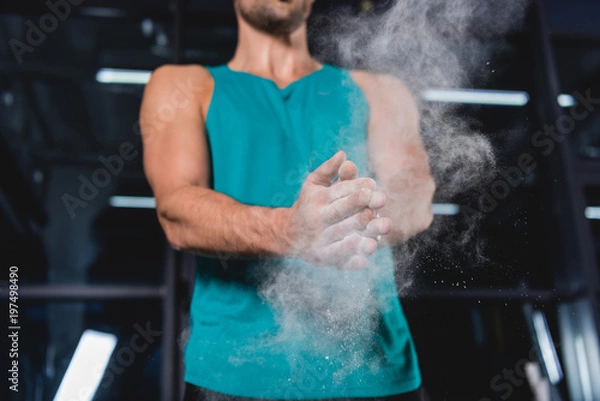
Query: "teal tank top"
183 64 421 399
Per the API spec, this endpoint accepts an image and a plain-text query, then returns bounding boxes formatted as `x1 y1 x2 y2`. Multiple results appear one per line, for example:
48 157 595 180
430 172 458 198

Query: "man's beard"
238 1 309 36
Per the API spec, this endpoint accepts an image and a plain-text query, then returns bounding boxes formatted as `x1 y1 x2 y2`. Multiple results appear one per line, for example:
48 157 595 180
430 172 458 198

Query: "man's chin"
238 0 308 35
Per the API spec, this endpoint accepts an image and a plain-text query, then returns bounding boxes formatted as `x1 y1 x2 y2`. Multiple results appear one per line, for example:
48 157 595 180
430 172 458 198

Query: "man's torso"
183 63 421 399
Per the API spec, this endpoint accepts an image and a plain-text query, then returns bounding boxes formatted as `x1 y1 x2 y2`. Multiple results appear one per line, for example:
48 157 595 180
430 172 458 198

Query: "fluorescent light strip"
422 89 529 106
93 71 574 112
585 207 600 220
96 68 151 85
532 310 563 385
53 330 117 401
558 94 577 108
575 335 594 401
110 197 462 215
109 196 156 209
432 203 460 216
79 7 128 18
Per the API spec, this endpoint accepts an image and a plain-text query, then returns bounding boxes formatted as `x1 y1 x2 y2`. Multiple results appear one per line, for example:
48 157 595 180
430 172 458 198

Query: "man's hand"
335 159 392 244
285 151 391 270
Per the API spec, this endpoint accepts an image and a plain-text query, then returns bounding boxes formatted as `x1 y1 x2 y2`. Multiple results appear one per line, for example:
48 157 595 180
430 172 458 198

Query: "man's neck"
228 20 321 88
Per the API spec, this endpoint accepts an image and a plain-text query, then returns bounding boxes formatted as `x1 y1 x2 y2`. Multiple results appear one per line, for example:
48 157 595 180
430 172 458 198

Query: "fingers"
323 187 373 224
369 191 387 210
328 178 376 202
320 208 375 243
361 217 392 239
336 237 378 271
331 160 358 185
319 212 391 247
298 152 392 272
316 234 378 270
330 159 385 209
338 160 358 181
323 186 389 224
307 151 346 186
345 255 370 271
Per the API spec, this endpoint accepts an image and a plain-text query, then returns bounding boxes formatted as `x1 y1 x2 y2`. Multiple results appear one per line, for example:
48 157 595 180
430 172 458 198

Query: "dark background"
0 0 599 400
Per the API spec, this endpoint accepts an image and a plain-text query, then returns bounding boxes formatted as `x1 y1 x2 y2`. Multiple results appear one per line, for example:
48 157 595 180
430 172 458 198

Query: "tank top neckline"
222 63 330 91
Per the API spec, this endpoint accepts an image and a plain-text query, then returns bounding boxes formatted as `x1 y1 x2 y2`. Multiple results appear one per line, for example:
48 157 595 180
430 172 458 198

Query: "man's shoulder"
143 64 215 114
349 69 416 105
147 63 214 93
349 69 408 92
152 63 214 80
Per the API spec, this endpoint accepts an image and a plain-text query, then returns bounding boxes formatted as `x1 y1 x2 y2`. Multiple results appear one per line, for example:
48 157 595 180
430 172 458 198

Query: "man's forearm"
157 185 291 258
379 167 435 244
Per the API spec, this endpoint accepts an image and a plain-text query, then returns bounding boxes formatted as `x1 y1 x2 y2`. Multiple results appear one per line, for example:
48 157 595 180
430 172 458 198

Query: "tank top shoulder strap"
319 64 349 81
202 64 235 125
319 64 366 99
204 64 232 90
204 63 227 76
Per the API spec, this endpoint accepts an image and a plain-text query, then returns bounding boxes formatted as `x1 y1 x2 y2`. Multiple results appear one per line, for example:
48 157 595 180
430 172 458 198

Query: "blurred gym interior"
0 0 599 400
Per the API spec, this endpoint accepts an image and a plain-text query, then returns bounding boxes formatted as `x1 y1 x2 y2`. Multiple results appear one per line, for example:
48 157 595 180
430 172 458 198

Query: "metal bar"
161 244 178 401
530 4 600 396
0 5 236 25
0 189 28 237
0 284 165 300
161 2 188 400
173 0 187 64
177 252 196 398
522 303 566 400
0 282 586 303
532 0 600 334
399 287 586 303
0 129 47 229
17 78 58 150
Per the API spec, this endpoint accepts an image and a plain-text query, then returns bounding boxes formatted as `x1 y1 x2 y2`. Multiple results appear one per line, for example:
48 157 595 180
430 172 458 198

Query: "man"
139 0 435 400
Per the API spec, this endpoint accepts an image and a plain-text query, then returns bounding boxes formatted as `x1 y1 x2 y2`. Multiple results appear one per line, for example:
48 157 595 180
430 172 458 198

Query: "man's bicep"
139 67 211 201
364 74 430 183
143 118 210 198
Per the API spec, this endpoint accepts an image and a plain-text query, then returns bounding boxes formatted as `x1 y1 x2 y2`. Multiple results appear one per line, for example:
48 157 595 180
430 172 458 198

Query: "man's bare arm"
140 65 288 257
140 65 387 268
351 71 436 244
